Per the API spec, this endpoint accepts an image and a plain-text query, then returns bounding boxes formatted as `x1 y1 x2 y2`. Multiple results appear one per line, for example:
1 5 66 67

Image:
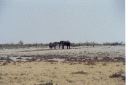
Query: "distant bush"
103 42 124 46
0 41 124 49
71 41 124 47
0 43 48 49
18 40 24 45
71 42 100 47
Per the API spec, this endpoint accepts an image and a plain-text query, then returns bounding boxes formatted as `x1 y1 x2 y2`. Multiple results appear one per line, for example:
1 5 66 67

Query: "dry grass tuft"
66 79 74 83
71 71 88 75
109 72 122 78
86 60 96 65
1 61 8 66
102 62 107 66
38 80 54 85
109 70 125 80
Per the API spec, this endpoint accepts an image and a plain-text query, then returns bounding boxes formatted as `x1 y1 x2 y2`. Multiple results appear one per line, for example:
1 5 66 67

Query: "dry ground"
0 46 125 58
0 46 125 85
0 61 125 85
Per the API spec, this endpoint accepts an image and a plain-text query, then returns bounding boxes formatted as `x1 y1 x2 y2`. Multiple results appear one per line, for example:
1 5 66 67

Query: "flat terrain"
0 46 125 58
0 61 125 85
0 46 125 85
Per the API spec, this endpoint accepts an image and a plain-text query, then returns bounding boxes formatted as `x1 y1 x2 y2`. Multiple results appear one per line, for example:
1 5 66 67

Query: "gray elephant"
59 41 71 49
49 42 59 49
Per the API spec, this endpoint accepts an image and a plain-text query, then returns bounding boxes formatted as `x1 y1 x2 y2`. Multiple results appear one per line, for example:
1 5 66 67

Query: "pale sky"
0 0 125 43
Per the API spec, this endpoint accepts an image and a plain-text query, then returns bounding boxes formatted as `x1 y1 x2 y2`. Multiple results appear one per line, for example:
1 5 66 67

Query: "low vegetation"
0 45 125 85
0 41 124 49
0 61 125 85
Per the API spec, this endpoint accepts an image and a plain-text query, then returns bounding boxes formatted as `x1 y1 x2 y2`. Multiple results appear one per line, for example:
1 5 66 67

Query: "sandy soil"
0 46 125 85
0 62 125 85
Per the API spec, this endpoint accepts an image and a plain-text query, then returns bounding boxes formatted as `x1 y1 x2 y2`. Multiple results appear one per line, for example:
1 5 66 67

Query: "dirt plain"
0 46 125 85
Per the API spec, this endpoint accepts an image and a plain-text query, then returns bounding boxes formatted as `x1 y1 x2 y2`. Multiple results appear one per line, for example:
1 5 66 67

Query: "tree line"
0 41 124 49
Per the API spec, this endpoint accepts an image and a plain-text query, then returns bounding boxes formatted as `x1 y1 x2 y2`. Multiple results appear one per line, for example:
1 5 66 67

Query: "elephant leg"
59 44 61 49
59 44 62 49
62 45 64 49
50 46 52 49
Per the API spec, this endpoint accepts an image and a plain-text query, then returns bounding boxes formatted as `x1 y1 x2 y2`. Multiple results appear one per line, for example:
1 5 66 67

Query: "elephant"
59 41 71 49
49 42 53 49
49 42 59 49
